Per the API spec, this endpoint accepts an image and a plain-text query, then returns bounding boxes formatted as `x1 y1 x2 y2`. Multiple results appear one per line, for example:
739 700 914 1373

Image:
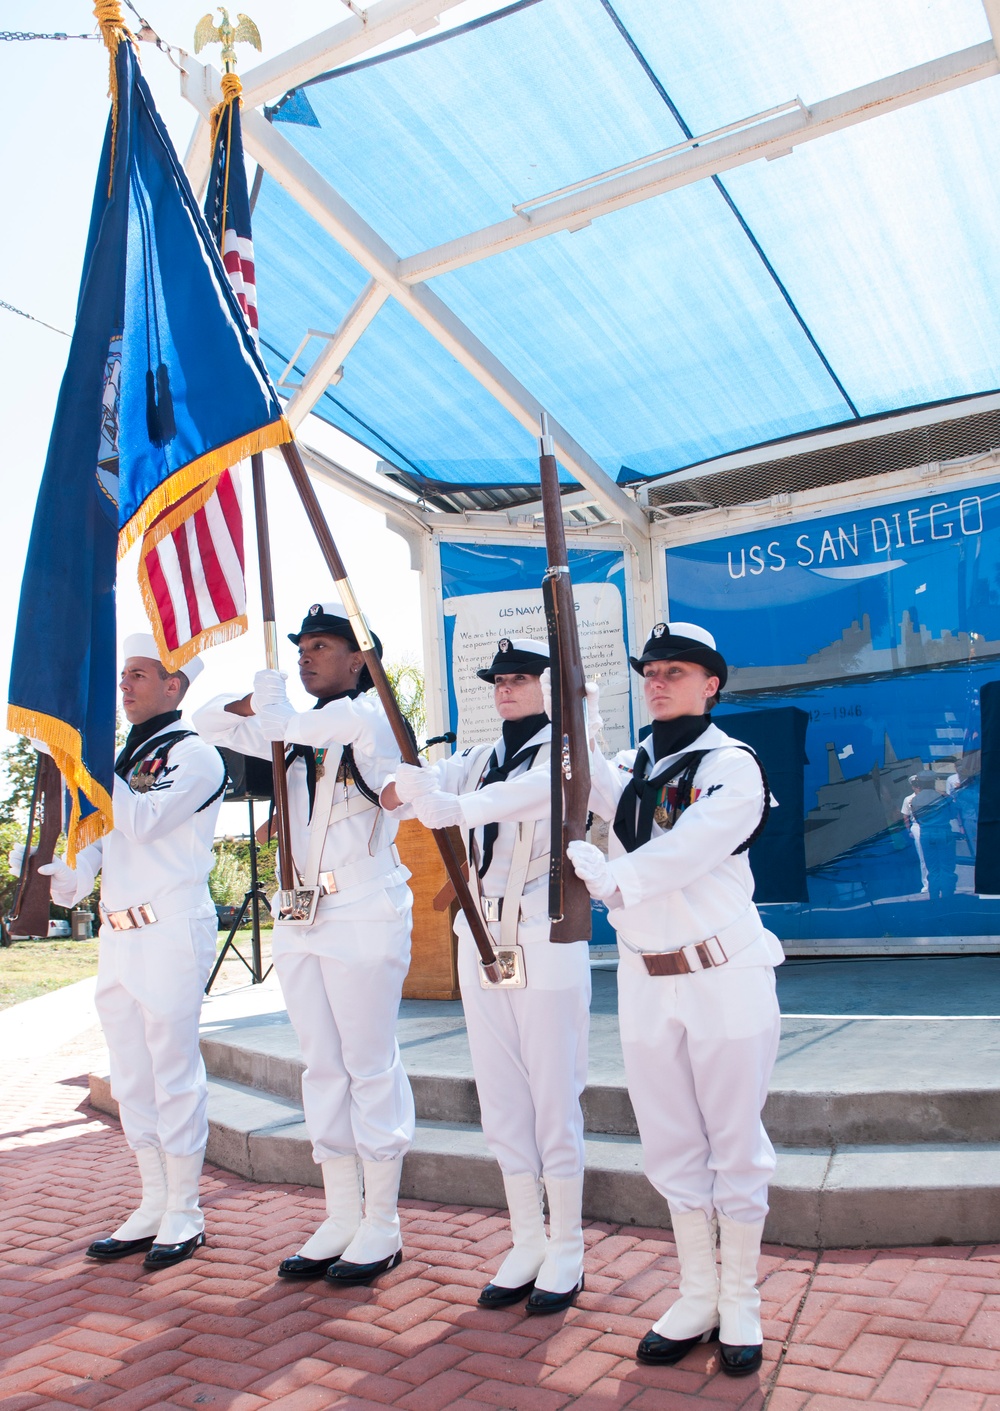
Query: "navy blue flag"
7 31 289 857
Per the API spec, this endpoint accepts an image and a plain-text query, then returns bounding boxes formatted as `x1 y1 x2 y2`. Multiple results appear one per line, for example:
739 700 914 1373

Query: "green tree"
0 737 39 828
384 660 426 744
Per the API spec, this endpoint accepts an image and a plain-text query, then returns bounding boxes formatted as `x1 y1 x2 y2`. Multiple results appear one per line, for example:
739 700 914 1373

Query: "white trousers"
617 951 780 1224
457 920 590 1180
272 885 415 1164
94 910 217 1157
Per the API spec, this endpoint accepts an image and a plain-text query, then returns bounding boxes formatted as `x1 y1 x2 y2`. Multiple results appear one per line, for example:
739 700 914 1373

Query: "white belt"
317 846 401 897
100 885 211 932
618 906 763 974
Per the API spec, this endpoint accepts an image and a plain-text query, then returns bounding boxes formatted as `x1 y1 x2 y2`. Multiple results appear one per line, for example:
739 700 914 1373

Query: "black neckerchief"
613 714 712 853
286 688 360 819
115 710 183 780
650 715 712 761
476 713 549 877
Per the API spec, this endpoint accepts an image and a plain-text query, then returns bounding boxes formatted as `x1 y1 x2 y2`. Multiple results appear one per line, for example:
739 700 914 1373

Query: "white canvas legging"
617 951 780 1224
94 910 217 1157
457 919 591 1180
272 885 416 1163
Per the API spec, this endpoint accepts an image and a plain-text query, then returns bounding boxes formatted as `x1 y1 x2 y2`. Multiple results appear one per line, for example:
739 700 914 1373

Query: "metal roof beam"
238 0 469 108
283 280 389 429
984 1 1000 56
397 40 1000 283
184 0 472 195
180 54 650 550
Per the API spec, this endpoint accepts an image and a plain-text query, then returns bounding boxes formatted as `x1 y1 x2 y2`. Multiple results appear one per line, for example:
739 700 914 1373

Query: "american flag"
139 84 256 670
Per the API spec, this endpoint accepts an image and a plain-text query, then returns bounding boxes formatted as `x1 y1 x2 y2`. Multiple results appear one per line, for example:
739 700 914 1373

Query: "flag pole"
277 440 502 984
202 28 294 894
251 451 295 891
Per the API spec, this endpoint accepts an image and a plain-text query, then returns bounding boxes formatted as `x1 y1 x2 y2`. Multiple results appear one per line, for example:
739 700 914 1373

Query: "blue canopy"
249 0 1000 500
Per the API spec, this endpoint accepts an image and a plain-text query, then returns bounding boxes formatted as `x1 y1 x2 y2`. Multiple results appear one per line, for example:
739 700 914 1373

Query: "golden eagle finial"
194 8 261 71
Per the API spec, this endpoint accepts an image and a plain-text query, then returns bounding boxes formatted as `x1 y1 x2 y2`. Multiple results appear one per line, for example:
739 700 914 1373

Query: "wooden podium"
396 818 462 1000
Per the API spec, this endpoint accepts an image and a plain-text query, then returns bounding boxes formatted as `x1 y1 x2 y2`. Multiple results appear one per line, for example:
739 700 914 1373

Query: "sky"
0 0 501 803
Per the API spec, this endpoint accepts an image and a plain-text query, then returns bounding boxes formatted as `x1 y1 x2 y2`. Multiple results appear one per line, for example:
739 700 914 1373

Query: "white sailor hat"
122 632 204 682
629 621 727 689
476 637 550 683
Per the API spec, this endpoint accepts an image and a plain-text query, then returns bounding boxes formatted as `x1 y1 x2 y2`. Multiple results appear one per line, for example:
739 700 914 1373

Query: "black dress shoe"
636 1327 719 1366
719 1342 763 1377
85 1235 155 1262
142 1232 205 1270
278 1253 338 1280
525 1275 584 1315
324 1248 402 1287
478 1279 535 1308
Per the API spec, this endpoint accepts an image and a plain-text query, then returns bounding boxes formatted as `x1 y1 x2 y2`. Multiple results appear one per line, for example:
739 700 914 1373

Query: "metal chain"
119 0 185 68
0 301 70 338
0 30 98 40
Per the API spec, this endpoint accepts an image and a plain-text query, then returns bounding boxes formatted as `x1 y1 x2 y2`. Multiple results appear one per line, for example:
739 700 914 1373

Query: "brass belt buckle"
481 896 502 922
318 870 338 896
480 943 526 989
133 903 157 927
276 886 321 926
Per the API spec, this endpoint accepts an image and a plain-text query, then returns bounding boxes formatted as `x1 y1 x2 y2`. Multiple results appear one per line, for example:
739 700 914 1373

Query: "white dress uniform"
45 634 226 1263
393 637 593 1312
589 722 783 1223
193 606 415 1281
576 621 782 1373
431 726 591 1184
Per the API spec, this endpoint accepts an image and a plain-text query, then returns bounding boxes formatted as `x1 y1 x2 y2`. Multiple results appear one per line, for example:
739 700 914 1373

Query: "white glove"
8 843 35 874
566 839 619 901
541 672 603 744
252 669 294 742
38 858 80 907
394 761 440 804
584 681 604 747
413 790 465 830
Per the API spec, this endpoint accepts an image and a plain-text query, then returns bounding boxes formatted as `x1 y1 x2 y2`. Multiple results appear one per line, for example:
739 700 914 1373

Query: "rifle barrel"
538 415 592 944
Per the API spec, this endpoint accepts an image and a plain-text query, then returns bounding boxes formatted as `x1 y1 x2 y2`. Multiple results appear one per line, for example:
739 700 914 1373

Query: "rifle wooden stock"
278 439 501 983
250 452 294 892
538 427 592 944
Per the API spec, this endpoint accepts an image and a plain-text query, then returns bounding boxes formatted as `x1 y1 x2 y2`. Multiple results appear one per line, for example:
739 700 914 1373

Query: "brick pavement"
2 1036 1000 1410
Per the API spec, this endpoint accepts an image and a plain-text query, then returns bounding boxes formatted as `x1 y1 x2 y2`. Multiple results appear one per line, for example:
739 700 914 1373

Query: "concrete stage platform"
90 956 1000 1249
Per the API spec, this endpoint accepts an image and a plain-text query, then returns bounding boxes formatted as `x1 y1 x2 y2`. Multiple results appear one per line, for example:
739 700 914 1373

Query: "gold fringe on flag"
6 707 114 864
117 414 292 558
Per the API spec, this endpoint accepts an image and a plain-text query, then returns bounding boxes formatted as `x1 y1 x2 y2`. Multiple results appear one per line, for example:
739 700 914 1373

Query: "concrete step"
89 1070 1000 1249
198 1018 1000 1146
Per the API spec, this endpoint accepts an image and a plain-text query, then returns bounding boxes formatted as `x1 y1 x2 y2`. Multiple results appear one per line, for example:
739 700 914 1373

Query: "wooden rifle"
538 413 592 943
4 751 63 943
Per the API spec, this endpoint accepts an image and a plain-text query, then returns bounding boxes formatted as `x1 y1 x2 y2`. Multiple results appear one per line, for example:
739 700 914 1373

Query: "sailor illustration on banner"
193 601 415 1289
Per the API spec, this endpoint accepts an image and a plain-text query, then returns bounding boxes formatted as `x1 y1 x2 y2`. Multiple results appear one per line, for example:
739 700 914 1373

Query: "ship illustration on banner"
726 611 1000 695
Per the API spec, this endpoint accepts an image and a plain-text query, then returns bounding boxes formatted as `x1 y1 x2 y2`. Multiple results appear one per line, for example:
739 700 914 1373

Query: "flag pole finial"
194 8 262 73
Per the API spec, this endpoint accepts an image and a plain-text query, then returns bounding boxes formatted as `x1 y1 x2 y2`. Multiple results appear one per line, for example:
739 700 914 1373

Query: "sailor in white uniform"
192 602 414 1288
386 638 598 1315
568 623 782 1377
11 633 227 1270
